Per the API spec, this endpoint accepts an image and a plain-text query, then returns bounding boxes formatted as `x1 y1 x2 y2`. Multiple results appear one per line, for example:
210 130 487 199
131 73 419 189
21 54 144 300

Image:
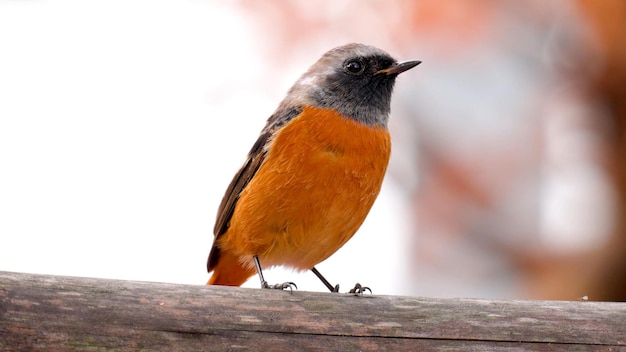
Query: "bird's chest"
263 106 391 209
231 107 391 268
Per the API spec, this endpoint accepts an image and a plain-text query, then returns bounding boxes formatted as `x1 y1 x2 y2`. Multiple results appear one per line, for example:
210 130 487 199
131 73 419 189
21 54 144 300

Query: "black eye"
345 59 365 75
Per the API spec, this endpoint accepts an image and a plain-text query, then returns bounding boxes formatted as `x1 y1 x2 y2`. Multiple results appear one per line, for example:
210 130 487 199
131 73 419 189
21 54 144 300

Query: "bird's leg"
310 267 371 294
253 255 297 291
310 267 340 292
311 267 339 292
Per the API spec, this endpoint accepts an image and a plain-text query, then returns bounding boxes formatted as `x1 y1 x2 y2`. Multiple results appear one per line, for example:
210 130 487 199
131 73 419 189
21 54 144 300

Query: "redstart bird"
207 43 420 293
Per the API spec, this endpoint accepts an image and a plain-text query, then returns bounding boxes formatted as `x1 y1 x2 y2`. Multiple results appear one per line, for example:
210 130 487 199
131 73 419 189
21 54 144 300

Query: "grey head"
277 43 420 128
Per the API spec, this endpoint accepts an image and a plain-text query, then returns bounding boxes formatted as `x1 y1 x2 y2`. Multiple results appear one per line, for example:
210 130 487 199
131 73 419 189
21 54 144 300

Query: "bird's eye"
345 59 365 75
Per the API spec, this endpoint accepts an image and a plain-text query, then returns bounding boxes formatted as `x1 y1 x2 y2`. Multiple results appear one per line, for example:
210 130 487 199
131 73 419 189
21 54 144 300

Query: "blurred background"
1 0 624 301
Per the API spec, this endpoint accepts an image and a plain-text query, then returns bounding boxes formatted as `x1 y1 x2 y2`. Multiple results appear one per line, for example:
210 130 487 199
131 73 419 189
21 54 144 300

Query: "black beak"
376 60 421 75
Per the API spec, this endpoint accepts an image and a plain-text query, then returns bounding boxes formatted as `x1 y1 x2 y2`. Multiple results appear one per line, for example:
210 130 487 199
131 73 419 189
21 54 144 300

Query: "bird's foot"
261 281 297 291
348 283 371 295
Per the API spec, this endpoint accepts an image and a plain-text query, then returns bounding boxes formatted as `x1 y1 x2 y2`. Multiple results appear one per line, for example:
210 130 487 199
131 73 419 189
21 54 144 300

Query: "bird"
207 43 420 293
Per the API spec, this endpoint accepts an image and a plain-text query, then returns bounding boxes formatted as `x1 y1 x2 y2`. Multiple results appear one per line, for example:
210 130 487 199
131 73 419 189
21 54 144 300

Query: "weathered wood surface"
0 271 624 351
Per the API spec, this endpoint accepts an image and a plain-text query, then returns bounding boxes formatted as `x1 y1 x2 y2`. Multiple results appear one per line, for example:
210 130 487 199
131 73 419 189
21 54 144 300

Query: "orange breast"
218 106 391 271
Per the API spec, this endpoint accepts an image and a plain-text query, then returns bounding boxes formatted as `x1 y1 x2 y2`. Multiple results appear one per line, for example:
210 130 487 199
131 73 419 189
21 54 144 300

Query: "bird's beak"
376 60 421 75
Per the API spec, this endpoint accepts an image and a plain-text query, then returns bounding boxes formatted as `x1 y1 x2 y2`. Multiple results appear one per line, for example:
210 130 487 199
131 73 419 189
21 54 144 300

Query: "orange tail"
207 251 256 286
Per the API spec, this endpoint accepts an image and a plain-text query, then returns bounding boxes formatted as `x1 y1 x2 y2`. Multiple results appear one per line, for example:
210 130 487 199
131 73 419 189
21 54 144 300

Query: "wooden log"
0 271 624 351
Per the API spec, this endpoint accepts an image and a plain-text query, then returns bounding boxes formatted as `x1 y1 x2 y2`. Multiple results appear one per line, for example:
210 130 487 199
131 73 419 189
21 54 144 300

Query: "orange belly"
217 106 391 272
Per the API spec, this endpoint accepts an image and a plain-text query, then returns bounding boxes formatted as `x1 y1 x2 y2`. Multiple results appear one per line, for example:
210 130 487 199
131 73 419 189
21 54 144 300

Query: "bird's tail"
207 251 255 286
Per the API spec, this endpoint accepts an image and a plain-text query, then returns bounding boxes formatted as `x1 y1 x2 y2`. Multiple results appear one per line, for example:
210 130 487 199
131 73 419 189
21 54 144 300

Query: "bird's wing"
207 106 302 272
212 132 269 237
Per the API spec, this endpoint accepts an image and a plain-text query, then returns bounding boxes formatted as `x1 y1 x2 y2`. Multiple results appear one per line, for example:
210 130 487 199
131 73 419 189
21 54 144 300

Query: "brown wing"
207 131 269 272
212 132 269 237
207 106 302 272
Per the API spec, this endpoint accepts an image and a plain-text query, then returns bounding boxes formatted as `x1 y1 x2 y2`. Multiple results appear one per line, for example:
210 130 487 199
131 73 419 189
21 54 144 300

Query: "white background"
0 1 412 295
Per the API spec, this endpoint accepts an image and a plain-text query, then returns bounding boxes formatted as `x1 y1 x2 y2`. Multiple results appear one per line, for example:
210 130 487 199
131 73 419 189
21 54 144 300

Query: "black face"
343 55 396 77
310 54 399 126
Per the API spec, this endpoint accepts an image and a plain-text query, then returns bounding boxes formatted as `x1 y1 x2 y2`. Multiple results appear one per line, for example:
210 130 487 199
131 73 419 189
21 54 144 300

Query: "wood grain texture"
0 271 624 351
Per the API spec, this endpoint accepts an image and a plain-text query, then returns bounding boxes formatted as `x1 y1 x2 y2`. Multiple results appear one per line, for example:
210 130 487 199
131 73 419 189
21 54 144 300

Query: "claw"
254 256 297 292
348 283 371 295
309 267 369 294
261 281 297 291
